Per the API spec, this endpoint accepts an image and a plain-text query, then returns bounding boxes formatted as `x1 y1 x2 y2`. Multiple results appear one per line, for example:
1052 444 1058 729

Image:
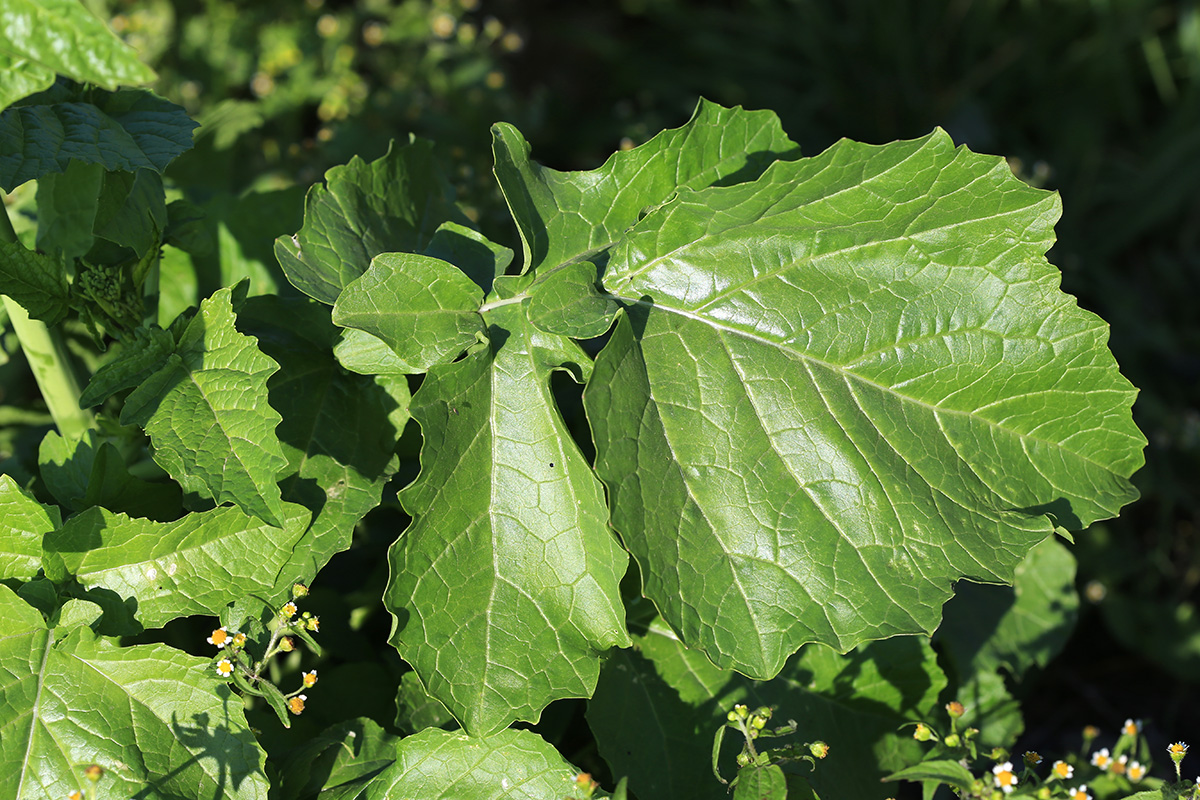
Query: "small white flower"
215 658 234 677
992 761 1017 794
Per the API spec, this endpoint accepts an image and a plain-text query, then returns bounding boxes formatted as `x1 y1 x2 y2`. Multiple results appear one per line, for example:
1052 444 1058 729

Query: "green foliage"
0 4 1172 798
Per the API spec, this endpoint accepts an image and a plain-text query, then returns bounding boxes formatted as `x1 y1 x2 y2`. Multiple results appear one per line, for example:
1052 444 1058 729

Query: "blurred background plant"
3 0 1197 793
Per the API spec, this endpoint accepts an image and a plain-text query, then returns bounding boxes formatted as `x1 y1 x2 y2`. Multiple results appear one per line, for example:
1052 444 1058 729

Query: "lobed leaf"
492 97 800 274
0 585 269 800
386 279 629 735
584 127 1145 677
237 295 409 586
42 503 311 628
0 86 197 191
120 287 290 526
274 138 469 305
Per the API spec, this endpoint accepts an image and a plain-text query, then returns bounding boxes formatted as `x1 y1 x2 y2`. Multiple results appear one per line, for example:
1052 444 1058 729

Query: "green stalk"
0 204 93 440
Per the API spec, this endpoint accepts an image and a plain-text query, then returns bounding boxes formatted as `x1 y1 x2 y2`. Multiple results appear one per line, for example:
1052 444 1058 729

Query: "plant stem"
0 204 93 440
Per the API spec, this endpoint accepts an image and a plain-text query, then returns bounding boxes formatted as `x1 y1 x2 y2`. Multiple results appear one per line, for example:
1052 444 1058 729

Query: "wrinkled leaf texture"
286 100 1142 741
0 585 268 800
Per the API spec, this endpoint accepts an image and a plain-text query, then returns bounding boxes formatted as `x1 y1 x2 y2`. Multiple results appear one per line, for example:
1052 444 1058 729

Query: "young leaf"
332 252 486 372
42 503 311 628
0 473 60 581
587 617 944 800
386 281 629 736
0 86 198 191
733 764 788 800
0 240 69 324
0 0 156 100
78 323 177 408
274 138 469 305
120 287 290 526
492 97 800 274
360 728 592 800
882 760 977 791
0 585 269 800
237 295 409 586
584 128 1145 678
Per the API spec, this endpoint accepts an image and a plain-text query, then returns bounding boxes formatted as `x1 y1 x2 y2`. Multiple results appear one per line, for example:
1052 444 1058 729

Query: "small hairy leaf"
274 137 468 305
42 503 310 628
387 279 629 735
0 585 269 800
120 287 290 526
0 0 156 100
0 240 68 324
0 86 197 191
0 474 60 581
79 323 177 407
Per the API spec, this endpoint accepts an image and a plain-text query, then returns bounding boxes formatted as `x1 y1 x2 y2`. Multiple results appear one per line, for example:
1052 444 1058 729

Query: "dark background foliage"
4 0 1197 792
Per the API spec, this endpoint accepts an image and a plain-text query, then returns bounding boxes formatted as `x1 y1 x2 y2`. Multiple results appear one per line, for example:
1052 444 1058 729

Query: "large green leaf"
0 86 197 191
274 138 469 305
120 287 290 526
583 128 1144 677
42 503 311 628
587 616 944 800
386 277 629 736
492 97 800 274
237 295 408 586
0 585 269 800
361 728 593 800
0 0 156 103
0 473 60 581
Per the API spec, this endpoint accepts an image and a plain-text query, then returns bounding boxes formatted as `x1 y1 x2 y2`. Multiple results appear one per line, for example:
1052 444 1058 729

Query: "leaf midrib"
617 295 1126 479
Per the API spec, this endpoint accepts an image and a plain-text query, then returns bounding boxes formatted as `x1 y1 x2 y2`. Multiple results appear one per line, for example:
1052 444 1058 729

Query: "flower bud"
913 723 934 742
279 636 294 653
292 582 309 599
809 741 829 759
945 700 965 718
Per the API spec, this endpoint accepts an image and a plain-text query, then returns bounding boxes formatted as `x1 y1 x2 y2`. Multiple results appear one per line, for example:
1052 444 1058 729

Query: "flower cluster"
206 583 321 724
898 706 1200 800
